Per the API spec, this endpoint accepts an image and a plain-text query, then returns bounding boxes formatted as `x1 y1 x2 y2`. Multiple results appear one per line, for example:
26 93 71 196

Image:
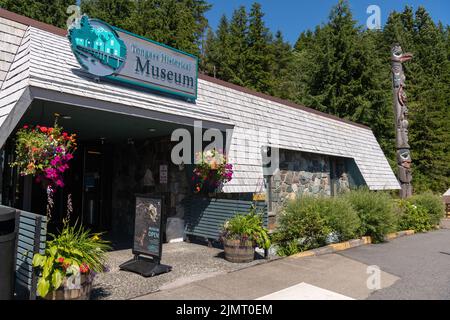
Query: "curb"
290 230 415 259
384 230 415 240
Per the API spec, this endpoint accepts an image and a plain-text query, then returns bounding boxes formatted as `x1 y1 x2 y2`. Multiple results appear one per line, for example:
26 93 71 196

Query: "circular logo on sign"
68 16 127 77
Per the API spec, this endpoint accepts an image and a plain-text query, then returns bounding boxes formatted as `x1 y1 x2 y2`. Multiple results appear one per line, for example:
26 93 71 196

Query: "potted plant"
192 149 233 194
32 222 111 300
220 209 271 263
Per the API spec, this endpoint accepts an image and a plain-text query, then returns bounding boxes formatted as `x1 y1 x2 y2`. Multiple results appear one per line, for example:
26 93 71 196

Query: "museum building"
0 9 400 244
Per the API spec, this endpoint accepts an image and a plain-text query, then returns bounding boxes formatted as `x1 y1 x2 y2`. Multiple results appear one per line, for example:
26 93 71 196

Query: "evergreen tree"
80 0 135 30
201 15 234 80
0 0 76 29
81 0 210 56
227 6 249 87
245 2 273 93
269 31 295 99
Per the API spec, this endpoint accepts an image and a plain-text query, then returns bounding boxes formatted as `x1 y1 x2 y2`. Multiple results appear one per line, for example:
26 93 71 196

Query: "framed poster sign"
133 196 163 259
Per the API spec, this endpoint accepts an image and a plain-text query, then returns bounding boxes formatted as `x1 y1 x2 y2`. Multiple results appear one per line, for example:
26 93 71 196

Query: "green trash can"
0 206 17 300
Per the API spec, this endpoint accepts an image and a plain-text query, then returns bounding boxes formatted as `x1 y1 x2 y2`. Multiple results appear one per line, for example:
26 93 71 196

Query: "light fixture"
54 113 71 120
148 128 156 132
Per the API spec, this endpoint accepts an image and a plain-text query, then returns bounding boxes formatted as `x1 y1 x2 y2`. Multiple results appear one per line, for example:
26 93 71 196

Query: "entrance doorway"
80 143 113 233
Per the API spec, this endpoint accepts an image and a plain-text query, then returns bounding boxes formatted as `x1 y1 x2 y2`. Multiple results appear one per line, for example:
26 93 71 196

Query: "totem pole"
391 44 413 198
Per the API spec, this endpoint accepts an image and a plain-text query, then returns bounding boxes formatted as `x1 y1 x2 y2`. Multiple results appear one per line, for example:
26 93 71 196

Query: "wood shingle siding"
0 17 27 88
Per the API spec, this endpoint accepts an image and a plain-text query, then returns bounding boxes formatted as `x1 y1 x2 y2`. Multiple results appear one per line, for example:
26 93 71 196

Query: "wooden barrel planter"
43 274 92 300
223 238 255 263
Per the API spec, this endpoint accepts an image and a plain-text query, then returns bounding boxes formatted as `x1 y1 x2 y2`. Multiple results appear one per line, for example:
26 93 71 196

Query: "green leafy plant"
272 196 331 256
342 188 396 243
319 196 361 242
397 201 434 232
221 208 271 250
409 192 445 226
32 222 111 297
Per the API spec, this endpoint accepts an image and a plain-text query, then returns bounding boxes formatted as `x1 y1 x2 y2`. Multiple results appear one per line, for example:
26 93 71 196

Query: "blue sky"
206 0 450 44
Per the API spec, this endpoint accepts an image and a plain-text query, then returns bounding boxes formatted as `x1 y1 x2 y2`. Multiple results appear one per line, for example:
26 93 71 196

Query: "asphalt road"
339 229 450 300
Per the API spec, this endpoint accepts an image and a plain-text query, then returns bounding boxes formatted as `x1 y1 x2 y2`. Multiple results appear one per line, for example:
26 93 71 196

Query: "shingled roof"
0 9 400 192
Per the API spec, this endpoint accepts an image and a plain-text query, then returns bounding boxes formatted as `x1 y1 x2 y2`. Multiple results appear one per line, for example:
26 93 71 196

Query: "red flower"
57 257 65 263
23 125 29 129
40 127 48 133
80 263 90 274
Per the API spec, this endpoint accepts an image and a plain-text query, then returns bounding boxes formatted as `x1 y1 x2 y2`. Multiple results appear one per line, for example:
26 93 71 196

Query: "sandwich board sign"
119 195 172 277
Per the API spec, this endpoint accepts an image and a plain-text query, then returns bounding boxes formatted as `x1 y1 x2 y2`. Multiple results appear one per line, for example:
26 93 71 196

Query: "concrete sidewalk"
134 252 399 300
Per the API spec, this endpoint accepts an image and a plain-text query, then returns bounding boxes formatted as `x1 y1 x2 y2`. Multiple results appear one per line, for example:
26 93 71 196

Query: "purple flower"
45 168 57 179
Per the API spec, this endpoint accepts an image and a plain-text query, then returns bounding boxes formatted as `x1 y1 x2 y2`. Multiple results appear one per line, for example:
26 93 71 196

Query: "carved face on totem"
398 149 412 169
391 44 413 63
391 44 403 61
392 65 402 88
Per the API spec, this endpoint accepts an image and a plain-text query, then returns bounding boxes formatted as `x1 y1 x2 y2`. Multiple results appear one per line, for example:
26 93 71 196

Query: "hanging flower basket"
10 122 77 218
192 149 233 194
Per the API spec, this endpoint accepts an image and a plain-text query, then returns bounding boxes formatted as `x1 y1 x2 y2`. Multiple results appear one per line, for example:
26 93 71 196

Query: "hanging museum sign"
68 16 198 101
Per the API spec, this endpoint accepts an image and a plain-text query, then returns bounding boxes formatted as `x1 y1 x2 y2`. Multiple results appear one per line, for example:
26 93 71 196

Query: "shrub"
397 201 433 232
342 189 396 243
320 197 361 242
409 192 445 226
272 196 331 256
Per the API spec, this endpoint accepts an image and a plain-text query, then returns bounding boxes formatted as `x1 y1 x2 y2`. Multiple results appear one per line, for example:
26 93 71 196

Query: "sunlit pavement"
136 229 450 300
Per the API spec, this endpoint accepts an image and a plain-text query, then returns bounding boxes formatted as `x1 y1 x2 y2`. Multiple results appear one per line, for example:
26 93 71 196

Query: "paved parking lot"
340 229 450 300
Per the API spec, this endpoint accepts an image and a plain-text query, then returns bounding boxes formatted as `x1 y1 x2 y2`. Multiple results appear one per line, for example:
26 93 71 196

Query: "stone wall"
269 149 358 215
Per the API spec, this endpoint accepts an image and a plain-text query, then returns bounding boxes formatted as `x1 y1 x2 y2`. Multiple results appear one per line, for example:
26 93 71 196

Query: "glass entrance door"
81 144 112 232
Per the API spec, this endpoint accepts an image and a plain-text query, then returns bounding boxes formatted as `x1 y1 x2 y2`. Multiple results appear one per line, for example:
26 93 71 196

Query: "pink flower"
55 180 64 188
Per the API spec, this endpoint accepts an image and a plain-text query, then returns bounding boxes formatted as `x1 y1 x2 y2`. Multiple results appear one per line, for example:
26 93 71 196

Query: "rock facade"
270 150 353 215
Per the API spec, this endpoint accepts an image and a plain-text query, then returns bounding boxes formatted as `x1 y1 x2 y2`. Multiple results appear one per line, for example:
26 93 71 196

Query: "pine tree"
245 2 273 93
269 31 295 99
81 0 210 56
80 0 135 30
0 0 77 28
226 6 249 87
